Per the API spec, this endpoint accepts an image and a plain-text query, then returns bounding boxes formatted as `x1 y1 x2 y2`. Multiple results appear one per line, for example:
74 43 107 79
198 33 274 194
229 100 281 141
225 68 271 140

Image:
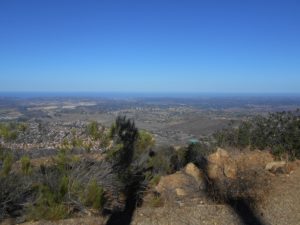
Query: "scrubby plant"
135 130 155 154
213 110 300 160
21 155 32 175
26 184 69 221
149 193 163 208
0 122 19 141
87 121 102 140
185 142 212 165
1 153 13 176
147 146 175 175
149 174 161 186
84 179 105 210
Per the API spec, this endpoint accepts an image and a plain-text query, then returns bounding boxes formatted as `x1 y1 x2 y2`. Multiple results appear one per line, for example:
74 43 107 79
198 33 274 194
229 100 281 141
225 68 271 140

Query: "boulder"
224 161 238 179
208 148 229 165
155 166 206 198
207 148 237 179
265 161 287 174
207 163 221 180
175 188 188 196
155 172 195 195
184 163 204 182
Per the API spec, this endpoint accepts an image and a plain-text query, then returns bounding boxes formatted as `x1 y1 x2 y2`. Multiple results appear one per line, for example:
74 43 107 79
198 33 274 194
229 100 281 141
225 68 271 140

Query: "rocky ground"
2 149 298 225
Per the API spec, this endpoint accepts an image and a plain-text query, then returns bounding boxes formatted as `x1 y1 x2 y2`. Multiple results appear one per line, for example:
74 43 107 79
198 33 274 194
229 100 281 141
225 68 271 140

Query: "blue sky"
0 0 299 93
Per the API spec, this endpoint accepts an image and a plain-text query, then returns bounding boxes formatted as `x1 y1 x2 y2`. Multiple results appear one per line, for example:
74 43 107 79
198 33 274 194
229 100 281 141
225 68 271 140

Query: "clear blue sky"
0 0 299 93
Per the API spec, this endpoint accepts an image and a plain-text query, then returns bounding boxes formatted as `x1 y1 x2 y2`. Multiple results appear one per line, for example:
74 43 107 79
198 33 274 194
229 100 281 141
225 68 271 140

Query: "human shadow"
196 157 267 225
105 172 145 225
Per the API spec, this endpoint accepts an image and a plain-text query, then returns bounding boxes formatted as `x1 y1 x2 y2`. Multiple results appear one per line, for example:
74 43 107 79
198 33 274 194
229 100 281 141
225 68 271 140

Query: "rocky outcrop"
207 148 237 179
184 162 204 182
265 161 287 174
234 150 274 170
155 163 205 197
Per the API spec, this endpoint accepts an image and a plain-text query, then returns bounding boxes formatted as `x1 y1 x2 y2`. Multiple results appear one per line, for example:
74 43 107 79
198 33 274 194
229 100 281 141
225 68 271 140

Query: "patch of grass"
21 155 32 175
26 184 69 221
149 175 161 186
84 179 105 210
149 194 163 208
1 153 13 176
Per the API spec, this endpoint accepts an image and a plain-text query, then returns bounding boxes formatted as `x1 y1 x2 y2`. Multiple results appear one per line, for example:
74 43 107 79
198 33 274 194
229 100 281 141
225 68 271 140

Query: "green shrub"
149 194 163 208
186 142 212 164
21 155 32 175
26 184 69 221
148 149 173 175
84 179 105 210
135 130 155 154
0 123 19 141
272 145 286 160
87 121 102 140
149 175 161 186
2 153 13 176
59 175 69 198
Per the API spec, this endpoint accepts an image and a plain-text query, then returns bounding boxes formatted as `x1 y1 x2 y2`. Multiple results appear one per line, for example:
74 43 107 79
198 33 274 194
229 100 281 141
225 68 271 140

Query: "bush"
86 121 102 140
149 194 163 208
84 179 105 210
213 110 300 160
186 142 212 164
1 153 13 176
0 173 32 219
0 123 19 141
272 145 286 160
149 174 161 186
147 146 175 175
134 130 155 156
26 184 69 221
21 155 32 175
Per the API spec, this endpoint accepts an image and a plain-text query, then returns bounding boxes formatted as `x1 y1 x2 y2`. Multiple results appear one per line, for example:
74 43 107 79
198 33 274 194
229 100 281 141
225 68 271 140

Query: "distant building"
188 138 199 145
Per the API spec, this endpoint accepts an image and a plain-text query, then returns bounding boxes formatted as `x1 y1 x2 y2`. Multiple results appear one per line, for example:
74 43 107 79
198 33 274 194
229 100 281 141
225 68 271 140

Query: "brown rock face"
234 150 274 170
184 163 204 182
207 148 237 179
155 172 195 195
265 161 287 174
155 163 205 197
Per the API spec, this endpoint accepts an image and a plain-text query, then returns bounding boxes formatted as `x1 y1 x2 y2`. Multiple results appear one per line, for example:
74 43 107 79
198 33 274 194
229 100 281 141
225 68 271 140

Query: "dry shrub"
207 167 270 207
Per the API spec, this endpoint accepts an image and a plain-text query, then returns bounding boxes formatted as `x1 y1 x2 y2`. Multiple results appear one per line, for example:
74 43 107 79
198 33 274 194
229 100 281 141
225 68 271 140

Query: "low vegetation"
214 110 300 160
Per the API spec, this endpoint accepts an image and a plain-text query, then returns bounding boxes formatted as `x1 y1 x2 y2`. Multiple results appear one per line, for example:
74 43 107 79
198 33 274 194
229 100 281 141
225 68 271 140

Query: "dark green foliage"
134 130 155 155
86 121 102 140
237 122 251 148
214 110 300 160
0 173 32 219
148 146 185 175
186 142 213 164
84 179 105 210
1 153 13 176
26 184 69 221
169 147 187 171
0 122 28 141
108 116 138 172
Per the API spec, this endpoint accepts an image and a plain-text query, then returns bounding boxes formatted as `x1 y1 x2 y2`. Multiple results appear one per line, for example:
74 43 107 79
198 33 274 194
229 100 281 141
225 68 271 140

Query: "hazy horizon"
1 91 300 99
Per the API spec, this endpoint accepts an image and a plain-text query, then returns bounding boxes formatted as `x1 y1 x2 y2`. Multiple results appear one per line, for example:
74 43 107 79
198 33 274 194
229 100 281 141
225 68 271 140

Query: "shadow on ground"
105 157 267 225
197 157 267 225
105 172 144 225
